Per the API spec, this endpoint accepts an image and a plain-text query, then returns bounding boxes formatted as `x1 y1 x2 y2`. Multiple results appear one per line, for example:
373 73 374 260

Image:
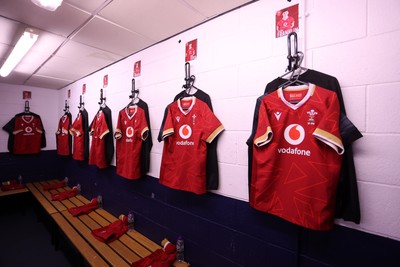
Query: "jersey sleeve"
99 115 110 139
36 116 46 148
201 105 224 143
139 111 149 141
253 98 273 147
89 117 96 136
161 106 175 140
70 113 83 137
2 117 16 152
114 111 123 140
56 118 62 135
313 93 344 155
157 106 169 142
2 117 15 134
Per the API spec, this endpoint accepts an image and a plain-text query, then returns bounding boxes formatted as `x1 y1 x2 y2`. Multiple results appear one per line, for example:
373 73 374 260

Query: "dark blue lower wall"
2 150 400 266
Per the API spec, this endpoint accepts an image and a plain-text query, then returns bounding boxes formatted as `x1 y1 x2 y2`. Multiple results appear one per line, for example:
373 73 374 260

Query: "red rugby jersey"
12 115 44 154
70 112 85 160
160 97 224 194
114 106 149 179
251 84 344 231
56 114 71 156
89 110 110 169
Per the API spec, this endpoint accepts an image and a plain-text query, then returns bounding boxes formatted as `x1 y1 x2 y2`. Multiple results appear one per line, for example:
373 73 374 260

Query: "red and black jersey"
261 69 362 223
136 99 152 177
158 89 220 190
251 84 344 230
160 97 224 194
89 109 110 169
2 112 46 154
56 113 72 156
114 105 149 179
70 109 89 161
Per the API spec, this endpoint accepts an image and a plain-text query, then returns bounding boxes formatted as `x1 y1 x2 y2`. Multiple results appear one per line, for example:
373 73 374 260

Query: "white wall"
0 83 58 152
1 0 399 242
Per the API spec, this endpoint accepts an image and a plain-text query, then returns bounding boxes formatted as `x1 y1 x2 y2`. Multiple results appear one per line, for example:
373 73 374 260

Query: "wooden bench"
27 180 188 267
0 186 29 197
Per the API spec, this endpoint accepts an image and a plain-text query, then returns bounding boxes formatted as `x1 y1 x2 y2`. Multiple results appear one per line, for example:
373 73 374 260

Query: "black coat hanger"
279 32 308 88
24 100 31 114
78 95 85 111
128 78 139 106
98 88 106 108
182 62 199 97
63 100 70 113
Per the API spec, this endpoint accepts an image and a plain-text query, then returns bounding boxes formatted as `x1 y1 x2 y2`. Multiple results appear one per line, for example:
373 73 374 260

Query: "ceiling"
0 0 255 90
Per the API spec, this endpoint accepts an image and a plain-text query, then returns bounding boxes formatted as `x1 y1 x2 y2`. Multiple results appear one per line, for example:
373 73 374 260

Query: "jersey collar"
278 83 316 110
178 96 196 115
125 105 137 120
22 115 34 124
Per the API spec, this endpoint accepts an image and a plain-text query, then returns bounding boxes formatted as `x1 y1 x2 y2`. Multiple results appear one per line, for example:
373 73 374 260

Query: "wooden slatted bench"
0 186 29 197
27 180 109 266
0 184 29 216
26 180 188 267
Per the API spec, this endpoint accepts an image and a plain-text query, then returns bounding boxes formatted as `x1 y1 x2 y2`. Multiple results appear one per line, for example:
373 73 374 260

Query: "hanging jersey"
3 114 45 154
115 106 149 179
160 97 224 194
136 99 152 177
262 69 362 223
158 89 221 190
70 112 85 160
251 84 344 231
89 110 110 169
56 113 71 156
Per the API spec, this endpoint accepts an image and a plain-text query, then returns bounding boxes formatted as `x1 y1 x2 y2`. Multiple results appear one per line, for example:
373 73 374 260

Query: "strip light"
0 29 39 78
31 0 63 11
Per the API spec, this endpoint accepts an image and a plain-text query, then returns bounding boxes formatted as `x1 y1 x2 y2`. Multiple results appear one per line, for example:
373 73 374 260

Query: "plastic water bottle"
18 174 23 184
97 195 103 209
64 177 69 186
128 211 135 231
176 236 185 262
76 184 81 194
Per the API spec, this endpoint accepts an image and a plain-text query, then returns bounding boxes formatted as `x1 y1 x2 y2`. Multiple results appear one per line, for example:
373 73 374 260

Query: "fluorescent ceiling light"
31 0 63 11
0 29 39 77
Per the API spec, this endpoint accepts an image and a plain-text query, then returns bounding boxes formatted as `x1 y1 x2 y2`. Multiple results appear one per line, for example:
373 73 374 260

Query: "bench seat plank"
52 212 109 267
33 182 68 213
0 187 29 197
79 214 141 264
26 183 58 214
27 179 174 267
119 234 153 258
127 231 162 252
62 210 131 267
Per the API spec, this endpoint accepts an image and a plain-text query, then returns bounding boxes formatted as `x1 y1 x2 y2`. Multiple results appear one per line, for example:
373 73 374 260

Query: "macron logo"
274 112 282 121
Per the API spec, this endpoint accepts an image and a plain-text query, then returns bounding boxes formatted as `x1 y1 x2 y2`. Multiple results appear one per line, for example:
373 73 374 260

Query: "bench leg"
52 221 58 249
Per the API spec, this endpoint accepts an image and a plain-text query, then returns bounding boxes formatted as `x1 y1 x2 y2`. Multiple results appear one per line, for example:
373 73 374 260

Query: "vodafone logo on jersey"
179 124 192 139
284 124 305 145
126 127 134 138
177 125 194 146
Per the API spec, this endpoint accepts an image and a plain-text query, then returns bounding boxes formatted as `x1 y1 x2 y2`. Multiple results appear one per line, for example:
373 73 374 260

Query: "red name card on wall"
103 75 108 88
22 91 31 99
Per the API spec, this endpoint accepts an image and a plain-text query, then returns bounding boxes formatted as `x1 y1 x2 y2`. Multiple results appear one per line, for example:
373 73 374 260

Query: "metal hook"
184 62 191 89
129 78 139 104
63 99 69 112
98 88 106 106
24 100 30 113
287 32 299 71
78 95 84 109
